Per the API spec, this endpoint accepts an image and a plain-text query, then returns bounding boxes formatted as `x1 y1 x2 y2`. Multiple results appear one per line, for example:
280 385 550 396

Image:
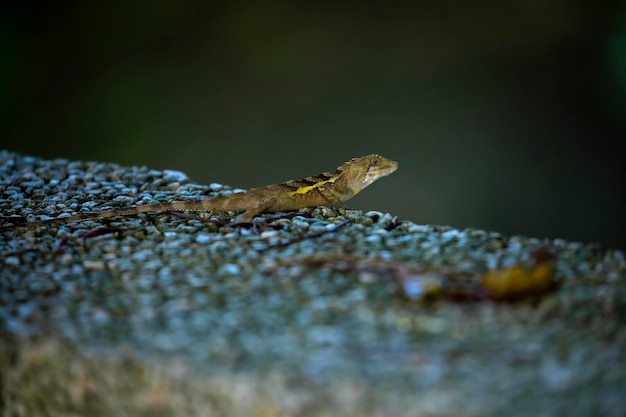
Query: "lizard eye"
371 158 379 166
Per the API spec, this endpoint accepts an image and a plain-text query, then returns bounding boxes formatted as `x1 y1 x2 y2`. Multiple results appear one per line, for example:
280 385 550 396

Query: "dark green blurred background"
1 2 625 248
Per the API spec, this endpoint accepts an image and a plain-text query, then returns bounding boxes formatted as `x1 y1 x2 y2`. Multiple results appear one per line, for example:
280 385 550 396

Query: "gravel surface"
1 150 625 417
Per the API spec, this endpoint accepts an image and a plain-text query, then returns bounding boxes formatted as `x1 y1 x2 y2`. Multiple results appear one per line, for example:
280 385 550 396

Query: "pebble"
4 256 20 266
220 263 241 275
163 169 189 182
195 233 213 244
83 260 106 270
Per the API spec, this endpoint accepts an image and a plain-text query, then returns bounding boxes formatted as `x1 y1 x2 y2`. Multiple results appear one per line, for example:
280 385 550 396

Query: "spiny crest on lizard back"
339 154 398 194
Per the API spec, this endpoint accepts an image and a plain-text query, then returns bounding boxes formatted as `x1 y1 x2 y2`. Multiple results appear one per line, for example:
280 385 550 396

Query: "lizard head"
339 154 398 196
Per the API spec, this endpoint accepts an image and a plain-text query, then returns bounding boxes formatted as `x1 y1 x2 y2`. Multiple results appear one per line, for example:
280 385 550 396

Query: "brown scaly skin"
0 154 397 231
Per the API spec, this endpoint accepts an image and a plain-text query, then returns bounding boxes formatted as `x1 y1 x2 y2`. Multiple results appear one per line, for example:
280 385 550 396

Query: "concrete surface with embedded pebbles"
1 150 625 417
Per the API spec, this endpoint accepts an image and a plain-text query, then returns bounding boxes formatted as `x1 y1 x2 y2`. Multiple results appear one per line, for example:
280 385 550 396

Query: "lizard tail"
0 200 201 232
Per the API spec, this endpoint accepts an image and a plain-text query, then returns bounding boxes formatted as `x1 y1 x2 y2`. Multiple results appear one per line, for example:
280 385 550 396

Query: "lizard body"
1 154 397 231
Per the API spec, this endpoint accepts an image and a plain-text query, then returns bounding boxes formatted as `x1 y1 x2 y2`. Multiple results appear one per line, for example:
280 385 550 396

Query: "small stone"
83 260 106 270
220 264 240 275
163 169 189 182
4 256 20 266
195 233 212 244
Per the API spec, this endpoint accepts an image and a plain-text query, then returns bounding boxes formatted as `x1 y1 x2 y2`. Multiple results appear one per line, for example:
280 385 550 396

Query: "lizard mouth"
363 165 397 186
369 161 398 177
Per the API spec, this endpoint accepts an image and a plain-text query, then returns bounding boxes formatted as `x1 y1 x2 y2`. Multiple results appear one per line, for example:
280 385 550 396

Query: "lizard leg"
234 197 277 223
317 187 349 208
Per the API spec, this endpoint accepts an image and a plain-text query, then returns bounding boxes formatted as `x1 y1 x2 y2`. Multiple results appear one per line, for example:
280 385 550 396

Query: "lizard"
0 154 398 231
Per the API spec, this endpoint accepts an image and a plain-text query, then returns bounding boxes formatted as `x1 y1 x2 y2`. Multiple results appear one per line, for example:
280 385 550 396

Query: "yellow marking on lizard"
289 177 337 196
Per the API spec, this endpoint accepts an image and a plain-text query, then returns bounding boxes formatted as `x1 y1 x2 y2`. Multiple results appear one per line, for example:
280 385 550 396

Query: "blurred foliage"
1 1 624 248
